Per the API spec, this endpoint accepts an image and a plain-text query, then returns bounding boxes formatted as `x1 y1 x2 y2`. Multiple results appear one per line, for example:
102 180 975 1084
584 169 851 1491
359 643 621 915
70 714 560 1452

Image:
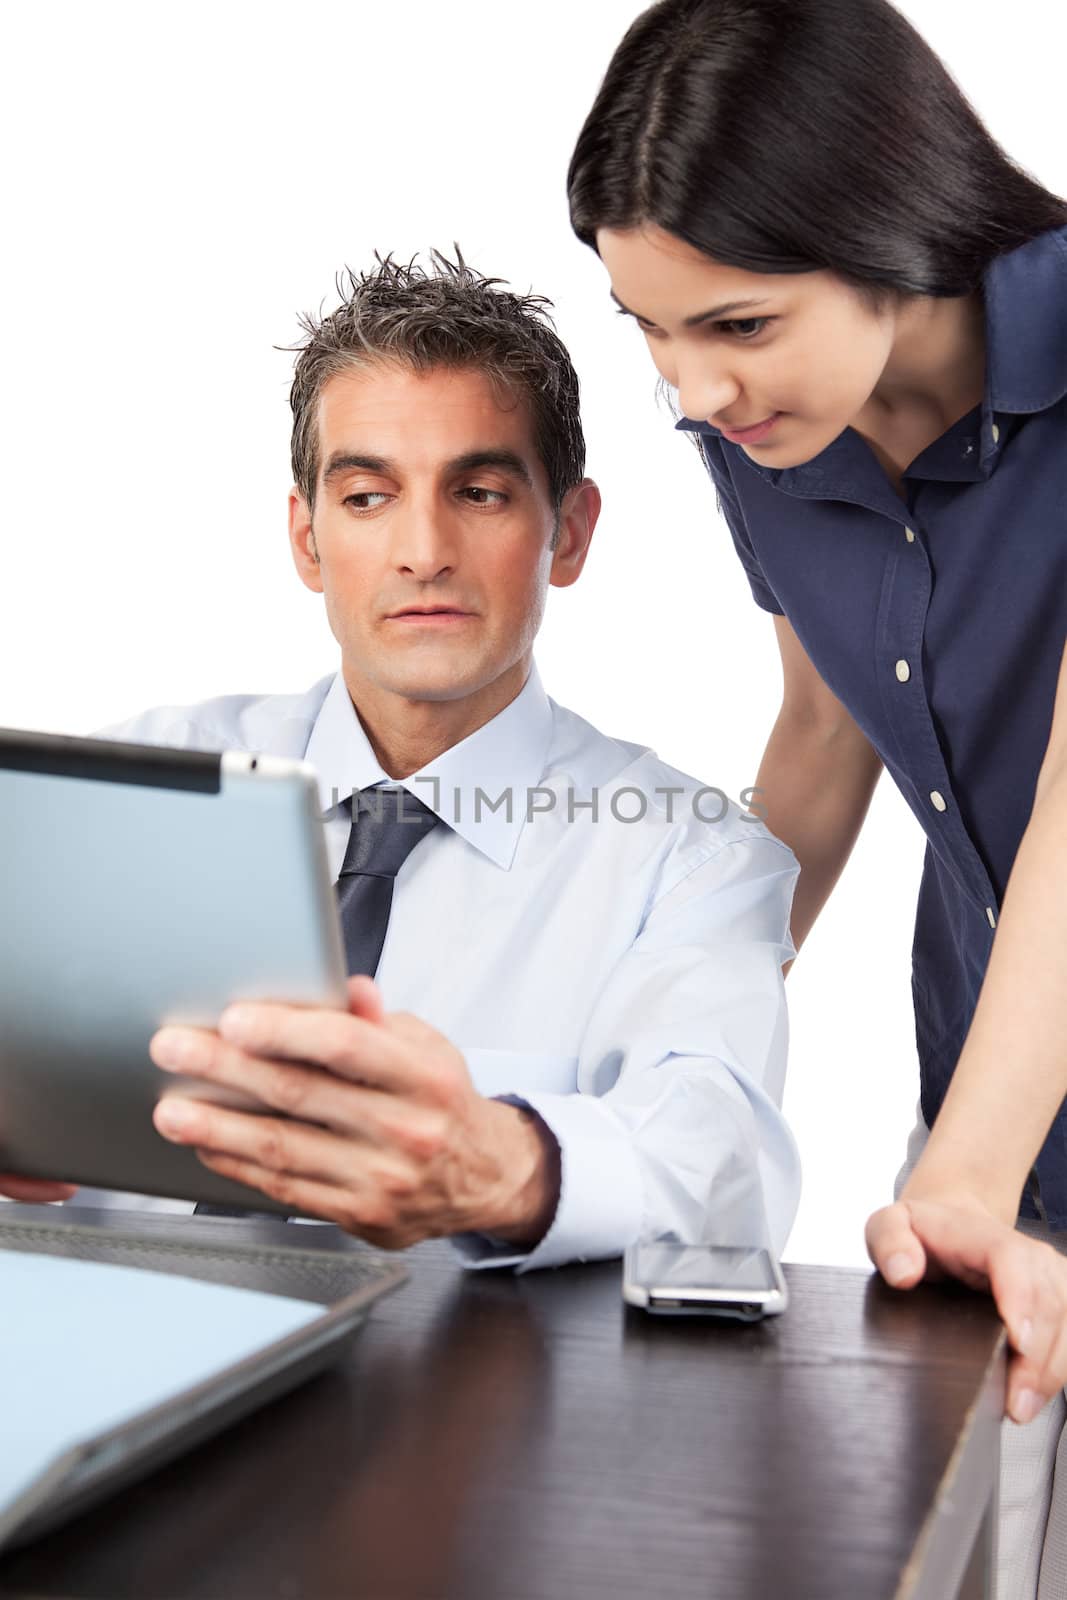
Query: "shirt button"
895 659 911 683
904 526 916 543
992 424 1001 445
986 906 997 929
929 790 947 812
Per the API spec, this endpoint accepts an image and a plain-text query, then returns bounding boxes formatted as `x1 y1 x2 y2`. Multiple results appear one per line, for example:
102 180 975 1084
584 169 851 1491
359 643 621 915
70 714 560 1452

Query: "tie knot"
339 786 442 880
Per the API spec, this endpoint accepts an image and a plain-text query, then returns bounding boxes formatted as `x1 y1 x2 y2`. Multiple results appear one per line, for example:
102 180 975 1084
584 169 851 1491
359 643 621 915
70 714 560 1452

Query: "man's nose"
676 357 741 427
391 500 459 580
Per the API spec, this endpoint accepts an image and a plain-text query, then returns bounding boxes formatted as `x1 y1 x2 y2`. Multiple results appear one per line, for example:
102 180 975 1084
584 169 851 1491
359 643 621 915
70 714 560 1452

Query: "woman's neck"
865 288 987 434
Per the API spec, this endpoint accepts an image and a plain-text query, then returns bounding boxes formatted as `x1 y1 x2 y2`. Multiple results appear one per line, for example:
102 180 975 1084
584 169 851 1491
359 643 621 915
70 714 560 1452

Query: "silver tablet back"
0 729 348 1210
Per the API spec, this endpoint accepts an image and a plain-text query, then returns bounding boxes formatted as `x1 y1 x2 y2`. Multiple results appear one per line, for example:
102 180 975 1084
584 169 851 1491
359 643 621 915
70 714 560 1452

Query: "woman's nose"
676 358 741 426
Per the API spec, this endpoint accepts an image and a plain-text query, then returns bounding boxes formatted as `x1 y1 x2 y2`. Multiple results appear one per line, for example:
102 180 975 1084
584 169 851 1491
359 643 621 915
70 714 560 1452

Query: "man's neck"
341 657 531 780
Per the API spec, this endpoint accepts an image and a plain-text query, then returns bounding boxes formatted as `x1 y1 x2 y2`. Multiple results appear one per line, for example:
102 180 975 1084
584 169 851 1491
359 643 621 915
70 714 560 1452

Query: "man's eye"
343 492 390 510
718 317 773 340
460 486 507 505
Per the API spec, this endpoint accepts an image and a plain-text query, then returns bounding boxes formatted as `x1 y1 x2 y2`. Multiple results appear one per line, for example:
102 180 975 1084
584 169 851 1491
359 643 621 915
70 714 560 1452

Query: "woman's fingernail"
885 1252 916 1286
1013 1389 1041 1425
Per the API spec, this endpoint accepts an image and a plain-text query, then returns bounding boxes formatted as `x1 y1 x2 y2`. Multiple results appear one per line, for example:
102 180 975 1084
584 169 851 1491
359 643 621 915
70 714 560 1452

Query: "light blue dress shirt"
77 661 802 1270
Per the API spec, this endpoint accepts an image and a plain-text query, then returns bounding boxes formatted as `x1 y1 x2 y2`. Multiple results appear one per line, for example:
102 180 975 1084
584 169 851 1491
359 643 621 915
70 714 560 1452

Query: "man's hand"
148 976 560 1251
0 1176 76 1203
866 1188 1067 1425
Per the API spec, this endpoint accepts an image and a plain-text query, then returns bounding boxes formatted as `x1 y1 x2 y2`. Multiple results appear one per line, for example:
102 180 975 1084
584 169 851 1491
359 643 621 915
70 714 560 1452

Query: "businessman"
6 252 801 1271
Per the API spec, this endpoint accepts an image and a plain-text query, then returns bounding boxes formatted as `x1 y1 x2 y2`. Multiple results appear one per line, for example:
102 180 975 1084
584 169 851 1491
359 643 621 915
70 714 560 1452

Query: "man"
7 252 801 1271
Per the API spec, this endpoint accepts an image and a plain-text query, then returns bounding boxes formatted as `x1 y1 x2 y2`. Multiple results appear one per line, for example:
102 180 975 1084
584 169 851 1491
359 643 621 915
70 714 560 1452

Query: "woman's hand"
866 1191 1067 1425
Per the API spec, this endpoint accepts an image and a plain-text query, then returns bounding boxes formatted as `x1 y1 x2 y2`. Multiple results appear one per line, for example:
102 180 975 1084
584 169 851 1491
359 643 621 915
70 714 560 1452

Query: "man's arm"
504 830 803 1271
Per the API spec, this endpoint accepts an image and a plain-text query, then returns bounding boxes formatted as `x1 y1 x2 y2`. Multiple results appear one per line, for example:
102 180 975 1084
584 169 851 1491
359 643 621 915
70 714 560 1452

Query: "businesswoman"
567 0 1067 1590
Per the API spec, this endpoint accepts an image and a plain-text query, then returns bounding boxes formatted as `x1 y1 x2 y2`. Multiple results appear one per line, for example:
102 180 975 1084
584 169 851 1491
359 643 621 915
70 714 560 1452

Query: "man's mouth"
385 606 475 624
390 607 466 615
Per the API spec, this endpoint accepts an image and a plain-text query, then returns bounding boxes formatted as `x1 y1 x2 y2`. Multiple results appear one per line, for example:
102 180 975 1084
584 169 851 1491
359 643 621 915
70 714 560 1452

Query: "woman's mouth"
718 413 784 445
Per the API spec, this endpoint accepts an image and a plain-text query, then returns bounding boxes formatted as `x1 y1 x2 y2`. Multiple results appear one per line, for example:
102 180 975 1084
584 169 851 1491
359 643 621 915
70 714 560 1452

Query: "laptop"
0 1205 407 1553
0 725 349 1212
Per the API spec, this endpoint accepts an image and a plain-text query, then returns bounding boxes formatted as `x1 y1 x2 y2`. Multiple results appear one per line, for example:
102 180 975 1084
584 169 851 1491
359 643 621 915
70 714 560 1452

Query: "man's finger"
0 1174 77 1203
866 1201 929 1288
154 1091 443 1199
194 1149 412 1248
190 1003 417 1092
150 1021 403 1136
153 1094 367 1186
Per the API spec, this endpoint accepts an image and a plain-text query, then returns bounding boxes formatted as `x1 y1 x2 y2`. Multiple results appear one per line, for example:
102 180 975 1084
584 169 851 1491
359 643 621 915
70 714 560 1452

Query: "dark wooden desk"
0 1216 1006 1600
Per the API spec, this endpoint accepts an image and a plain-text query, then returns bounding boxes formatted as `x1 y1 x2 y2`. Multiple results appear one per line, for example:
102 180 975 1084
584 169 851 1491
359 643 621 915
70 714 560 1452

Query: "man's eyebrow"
321 449 533 487
323 452 394 482
446 449 533 487
609 289 772 327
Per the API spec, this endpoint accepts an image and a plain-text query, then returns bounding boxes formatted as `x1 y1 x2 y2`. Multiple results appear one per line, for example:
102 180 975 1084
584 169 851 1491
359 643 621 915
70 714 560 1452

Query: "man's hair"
288 249 586 536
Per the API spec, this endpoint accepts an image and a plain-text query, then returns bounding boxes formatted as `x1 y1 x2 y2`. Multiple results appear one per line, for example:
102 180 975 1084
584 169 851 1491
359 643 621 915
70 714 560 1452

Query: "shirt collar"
676 224 1067 502
303 661 554 871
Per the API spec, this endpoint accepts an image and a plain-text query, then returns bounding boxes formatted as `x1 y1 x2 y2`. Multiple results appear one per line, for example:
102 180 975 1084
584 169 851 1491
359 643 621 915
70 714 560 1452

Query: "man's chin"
373 667 493 705
345 640 529 708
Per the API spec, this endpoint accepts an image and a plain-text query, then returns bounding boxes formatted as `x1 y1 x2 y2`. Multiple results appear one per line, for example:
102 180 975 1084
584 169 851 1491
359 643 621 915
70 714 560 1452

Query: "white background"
2 1 1062 1264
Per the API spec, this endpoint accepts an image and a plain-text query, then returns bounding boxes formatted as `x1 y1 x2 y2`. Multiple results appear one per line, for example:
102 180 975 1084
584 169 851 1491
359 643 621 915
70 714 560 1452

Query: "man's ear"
549 479 601 590
288 486 324 593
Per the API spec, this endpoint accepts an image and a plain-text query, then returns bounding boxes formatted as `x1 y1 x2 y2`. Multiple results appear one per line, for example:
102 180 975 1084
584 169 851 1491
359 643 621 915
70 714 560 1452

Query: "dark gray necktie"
335 785 442 977
196 785 440 1218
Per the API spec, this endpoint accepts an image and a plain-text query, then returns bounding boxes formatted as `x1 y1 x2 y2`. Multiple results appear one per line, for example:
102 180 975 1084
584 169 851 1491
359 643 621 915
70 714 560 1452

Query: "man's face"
289 362 592 707
596 224 899 468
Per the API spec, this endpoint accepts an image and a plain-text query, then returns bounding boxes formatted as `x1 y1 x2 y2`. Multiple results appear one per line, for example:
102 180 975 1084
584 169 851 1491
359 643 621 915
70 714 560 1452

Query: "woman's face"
596 224 899 466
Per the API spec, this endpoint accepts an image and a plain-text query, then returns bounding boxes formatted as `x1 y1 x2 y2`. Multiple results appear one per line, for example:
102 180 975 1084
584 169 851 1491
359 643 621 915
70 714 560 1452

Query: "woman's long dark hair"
567 0 1067 305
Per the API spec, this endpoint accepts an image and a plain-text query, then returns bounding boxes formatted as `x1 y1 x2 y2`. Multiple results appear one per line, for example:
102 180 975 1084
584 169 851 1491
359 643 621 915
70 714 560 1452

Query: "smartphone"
622 1240 789 1320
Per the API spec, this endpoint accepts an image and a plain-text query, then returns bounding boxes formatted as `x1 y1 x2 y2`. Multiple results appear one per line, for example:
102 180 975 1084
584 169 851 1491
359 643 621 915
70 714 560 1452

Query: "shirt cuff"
450 1090 644 1273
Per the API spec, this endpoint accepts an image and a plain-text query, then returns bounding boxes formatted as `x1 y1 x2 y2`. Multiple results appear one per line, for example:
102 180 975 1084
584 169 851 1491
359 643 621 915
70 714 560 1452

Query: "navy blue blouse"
681 224 1067 1225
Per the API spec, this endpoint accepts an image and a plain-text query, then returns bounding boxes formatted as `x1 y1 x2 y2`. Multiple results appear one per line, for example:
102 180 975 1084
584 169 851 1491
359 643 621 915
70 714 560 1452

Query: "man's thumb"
346 974 385 1024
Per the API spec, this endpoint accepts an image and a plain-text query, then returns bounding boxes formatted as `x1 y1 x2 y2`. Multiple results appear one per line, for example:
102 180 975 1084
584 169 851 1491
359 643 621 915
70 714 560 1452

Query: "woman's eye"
719 317 773 340
625 313 772 341
461 486 507 505
343 491 389 510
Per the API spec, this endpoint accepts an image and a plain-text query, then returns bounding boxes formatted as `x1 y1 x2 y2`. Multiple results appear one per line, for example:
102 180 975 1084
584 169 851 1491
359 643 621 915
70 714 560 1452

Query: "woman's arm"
758 615 884 972
907 638 1067 1215
868 637 1067 1423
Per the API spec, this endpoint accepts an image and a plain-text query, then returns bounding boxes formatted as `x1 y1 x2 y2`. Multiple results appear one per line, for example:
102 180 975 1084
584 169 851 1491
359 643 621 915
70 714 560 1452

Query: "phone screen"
633 1243 780 1293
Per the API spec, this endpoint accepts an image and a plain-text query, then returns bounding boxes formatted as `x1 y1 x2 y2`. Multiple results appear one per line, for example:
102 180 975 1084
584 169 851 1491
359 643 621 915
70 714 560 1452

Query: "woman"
567 0 1067 1591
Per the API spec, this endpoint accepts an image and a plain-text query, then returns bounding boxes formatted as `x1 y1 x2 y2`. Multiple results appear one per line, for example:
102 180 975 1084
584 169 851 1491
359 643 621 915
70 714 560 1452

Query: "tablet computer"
0 727 348 1212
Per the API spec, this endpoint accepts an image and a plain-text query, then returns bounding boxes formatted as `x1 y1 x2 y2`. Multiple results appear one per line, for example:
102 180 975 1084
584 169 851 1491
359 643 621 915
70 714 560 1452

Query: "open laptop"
0 724 349 1211
0 1205 407 1552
